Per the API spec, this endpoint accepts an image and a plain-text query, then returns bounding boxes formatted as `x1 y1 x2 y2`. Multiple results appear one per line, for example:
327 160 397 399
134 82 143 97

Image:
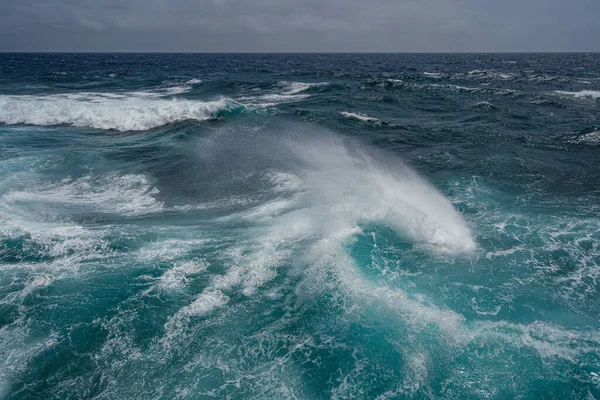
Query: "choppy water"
1 53 600 399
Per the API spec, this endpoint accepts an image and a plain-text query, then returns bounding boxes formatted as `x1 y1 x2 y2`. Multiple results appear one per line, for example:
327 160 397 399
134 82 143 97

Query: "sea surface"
0 53 599 399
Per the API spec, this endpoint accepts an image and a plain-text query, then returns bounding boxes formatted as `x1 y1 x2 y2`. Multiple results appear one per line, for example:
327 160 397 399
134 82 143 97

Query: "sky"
0 0 599 52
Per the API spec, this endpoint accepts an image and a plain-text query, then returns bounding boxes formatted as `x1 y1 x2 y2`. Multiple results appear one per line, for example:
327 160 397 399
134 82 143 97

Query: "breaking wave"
238 81 329 106
423 72 444 78
280 81 329 94
0 92 237 131
340 111 384 124
3 53 599 399
166 128 476 330
573 130 600 145
554 90 600 99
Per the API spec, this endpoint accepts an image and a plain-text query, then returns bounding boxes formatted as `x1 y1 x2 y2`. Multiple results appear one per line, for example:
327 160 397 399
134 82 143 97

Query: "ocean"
0 53 599 399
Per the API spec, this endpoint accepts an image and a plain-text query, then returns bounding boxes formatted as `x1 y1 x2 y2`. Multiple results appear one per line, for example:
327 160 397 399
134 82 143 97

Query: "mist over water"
1 53 600 399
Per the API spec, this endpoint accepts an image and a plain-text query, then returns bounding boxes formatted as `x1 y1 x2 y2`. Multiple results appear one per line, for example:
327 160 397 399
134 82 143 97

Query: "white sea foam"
262 171 304 193
340 111 383 124
159 132 600 386
464 70 516 80
238 81 329 106
183 290 230 317
386 79 405 86
555 90 600 99
253 93 310 103
0 93 233 131
137 239 211 262
280 81 329 95
401 352 431 395
157 259 209 290
237 93 308 106
162 86 190 96
423 72 444 78
4 173 163 215
467 320 600 362
426 83 516 96
428 84 478 93
136 79 201 97
166 211 312 327
0 209 112 276
0 323 59 397
238 198 299 222
473 101 499 110
527 74 567 82
165 133 476 332
573 131 600 145
0 205 147 396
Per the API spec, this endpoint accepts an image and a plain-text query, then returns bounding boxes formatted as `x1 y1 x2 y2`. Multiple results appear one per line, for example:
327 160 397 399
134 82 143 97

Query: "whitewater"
1 53 600 400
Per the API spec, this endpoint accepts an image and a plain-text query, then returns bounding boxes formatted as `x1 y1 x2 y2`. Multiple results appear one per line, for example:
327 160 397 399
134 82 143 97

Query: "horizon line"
1 51 599 55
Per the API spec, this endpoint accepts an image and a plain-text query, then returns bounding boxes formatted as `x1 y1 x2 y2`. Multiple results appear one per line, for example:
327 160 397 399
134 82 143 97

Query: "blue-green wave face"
1 53 600 399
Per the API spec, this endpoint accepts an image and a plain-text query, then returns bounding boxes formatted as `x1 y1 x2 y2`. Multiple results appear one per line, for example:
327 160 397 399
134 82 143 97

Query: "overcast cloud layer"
0 0 599 52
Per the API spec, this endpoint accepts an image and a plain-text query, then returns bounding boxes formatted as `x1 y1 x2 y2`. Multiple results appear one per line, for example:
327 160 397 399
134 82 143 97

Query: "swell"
0 93 241 131
162 124 476 332
0 80 333 131
2 53 600 399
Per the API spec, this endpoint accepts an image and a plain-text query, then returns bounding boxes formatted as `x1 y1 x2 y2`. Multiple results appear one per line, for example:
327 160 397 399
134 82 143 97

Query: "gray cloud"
0 0 598 52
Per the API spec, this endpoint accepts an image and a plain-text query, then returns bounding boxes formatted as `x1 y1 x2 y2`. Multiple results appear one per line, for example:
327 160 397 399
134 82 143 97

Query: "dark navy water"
1 53 599 399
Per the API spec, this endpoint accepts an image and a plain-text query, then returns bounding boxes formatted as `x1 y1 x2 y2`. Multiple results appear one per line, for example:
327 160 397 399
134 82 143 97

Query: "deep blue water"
1 53 600 399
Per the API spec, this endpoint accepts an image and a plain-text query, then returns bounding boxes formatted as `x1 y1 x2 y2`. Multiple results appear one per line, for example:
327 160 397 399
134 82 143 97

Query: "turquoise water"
0 53 599 399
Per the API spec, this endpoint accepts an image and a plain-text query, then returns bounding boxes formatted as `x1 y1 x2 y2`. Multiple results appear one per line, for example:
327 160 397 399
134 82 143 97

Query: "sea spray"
1 53 599 399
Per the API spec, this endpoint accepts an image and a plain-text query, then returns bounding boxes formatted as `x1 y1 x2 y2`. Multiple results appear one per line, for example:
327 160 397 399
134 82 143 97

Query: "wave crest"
0 93 237 131
555 90 600 99
341 111 384 124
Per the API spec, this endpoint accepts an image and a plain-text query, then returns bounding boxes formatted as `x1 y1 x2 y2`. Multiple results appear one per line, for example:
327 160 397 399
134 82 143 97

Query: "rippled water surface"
1 53 599 399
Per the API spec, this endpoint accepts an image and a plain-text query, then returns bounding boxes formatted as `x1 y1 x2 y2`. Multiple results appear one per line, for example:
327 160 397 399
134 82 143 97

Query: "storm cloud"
0 0 598 52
